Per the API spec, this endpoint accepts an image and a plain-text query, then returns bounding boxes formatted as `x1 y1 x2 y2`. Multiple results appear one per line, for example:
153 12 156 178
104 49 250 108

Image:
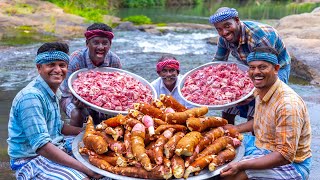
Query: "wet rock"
276 10 320 85
114 22 138 31
206 36 219 45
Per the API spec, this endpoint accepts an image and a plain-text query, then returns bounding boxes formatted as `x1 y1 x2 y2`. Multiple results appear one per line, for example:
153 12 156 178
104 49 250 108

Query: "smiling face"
214 17 241 44
158 67 179 91
87 36 111 66
37 60 68 93
248 60 280 96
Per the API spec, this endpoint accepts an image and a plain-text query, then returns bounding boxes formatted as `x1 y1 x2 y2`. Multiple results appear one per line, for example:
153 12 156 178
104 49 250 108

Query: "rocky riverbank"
0 0 319 85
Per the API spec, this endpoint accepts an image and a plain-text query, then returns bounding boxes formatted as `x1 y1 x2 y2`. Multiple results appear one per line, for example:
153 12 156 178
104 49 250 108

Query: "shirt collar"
36 75 57 100
238 21 247 46
85 48 110 67
160 75 181 92
253 78 281 103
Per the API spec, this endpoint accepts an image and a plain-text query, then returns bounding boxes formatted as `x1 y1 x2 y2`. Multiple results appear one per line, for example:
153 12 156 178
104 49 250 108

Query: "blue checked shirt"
7 75 64 159
213 21 291 69
59 48 122 114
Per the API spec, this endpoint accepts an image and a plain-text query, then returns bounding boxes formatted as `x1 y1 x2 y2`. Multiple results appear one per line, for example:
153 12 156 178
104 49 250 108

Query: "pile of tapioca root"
79 94 243 179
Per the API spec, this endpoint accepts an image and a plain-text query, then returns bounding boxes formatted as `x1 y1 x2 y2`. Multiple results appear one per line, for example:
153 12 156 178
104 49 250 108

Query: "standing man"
7 42 101 179
151 56 191 108
60 23 122 127
209 7 291 124
220 48 311 180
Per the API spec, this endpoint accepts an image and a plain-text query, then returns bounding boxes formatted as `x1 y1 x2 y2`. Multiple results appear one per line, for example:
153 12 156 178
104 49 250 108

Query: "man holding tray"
7 42 102 179
60 23 122 127
209 7 291 124
219 48 311 180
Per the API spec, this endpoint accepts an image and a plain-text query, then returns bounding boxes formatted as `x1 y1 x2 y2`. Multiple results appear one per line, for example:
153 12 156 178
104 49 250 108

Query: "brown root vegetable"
154 128 175 165
196 136 240 159
185 127 225 167
134 103 164 120
131 123 152 171
89 156 172 179
209 144 236 171
184 154 216 178
164 132 185 159
160 94 187 112
165 106 209 124
186 116 228 132
83 116 108 154
97 131 126 154
155 124 187 135
175 131 202 156
223 125 244 140
171 155 185 179
124 129 134 159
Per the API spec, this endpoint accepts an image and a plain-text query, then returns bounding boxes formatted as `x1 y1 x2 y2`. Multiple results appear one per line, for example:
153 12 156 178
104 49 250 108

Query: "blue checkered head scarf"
209 7 238 24
34 51 69 64
247 51 278 65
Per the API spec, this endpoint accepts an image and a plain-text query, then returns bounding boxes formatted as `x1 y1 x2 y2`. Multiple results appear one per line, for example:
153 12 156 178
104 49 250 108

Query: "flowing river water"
0 29 319 179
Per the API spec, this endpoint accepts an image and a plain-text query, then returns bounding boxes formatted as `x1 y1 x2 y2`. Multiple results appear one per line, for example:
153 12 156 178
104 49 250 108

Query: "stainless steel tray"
178 61 255 110
68 67 157 115
72 131 245 180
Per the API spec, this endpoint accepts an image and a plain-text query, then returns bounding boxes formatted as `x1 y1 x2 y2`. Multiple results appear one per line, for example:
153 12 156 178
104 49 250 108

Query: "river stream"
0 29 319 178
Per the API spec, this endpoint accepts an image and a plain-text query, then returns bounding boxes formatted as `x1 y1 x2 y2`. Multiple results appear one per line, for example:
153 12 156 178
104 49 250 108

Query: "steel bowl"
178 61 255 110
72 131 245 180
68 67 157 115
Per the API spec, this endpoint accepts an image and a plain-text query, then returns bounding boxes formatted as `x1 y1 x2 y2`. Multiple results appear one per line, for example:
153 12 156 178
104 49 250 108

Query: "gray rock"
114 22 138 31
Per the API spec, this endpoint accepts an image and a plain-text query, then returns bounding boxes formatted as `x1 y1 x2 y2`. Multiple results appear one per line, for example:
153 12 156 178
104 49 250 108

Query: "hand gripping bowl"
68 67 157 115
178 62 255 110
72 131 245 180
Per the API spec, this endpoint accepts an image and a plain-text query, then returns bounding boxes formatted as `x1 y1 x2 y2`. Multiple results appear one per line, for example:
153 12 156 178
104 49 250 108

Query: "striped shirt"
253 78 312 163
7 75 64 159
59 48 122 111
213 21 291 69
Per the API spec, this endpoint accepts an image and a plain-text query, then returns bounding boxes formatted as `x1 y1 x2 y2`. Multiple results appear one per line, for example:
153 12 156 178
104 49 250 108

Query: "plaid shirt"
7 76 64 159
59 48 122 111
253 79 312 163
213 21 291 68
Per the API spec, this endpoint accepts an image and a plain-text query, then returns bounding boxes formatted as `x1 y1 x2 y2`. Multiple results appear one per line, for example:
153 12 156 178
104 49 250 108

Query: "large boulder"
276 10 320 85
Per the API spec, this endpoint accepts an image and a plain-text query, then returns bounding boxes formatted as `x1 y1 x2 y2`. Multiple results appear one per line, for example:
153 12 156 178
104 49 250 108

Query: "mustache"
161 76 177 81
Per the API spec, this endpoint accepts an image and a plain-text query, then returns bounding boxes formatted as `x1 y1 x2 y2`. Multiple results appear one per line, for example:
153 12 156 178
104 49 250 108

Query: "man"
220 47 311 180
7 42 101 179
60 23 122 127
209 7 291 124
151 56 191 108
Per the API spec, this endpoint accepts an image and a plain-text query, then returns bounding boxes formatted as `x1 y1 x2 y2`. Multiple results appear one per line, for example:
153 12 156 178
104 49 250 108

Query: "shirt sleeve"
213 37 230 61
17 93 51 152
109 51 122 69
275 100 303 162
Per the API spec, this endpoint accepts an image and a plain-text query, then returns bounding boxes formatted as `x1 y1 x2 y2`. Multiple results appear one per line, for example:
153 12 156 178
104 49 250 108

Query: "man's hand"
220 162 241 177
236 94 254 106
72 96 87 108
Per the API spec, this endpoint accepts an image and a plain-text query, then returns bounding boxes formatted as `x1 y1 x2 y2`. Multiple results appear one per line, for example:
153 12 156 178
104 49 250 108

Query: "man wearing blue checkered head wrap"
208 7 291 126
219 45 312 180
8 42 102 179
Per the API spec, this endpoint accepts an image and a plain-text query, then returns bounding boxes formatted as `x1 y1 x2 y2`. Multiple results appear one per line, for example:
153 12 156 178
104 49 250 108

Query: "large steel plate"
72 131 245 180
178 61 255 110
68 67 157 115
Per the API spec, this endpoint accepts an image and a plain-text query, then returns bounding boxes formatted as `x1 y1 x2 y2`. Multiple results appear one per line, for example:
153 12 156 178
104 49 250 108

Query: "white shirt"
151 74 193 109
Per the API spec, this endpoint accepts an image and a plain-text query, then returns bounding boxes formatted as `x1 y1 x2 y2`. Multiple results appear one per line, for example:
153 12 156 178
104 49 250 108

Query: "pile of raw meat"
181 63 254 106
72 70 153 111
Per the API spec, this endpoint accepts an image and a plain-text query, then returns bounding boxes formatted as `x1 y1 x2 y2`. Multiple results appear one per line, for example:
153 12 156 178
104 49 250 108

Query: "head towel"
209 8 238 24
34 51 69 64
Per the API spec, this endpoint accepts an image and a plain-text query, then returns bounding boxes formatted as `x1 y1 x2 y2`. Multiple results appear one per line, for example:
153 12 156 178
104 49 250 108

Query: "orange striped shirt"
253 78 311 163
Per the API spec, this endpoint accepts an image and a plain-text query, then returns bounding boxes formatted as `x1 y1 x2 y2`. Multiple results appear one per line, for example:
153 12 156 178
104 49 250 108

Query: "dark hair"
157 55 178 63
37 42 69 55
253 46 279 56
87 23 112 32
